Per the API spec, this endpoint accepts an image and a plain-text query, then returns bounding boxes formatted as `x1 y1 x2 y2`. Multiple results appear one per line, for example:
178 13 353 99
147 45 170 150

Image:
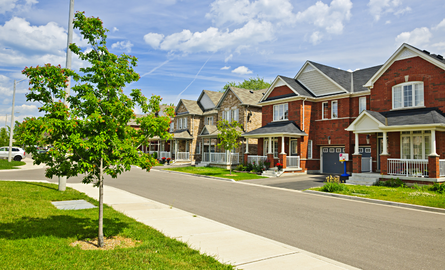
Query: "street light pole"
8 79 26 162
58 0 74 191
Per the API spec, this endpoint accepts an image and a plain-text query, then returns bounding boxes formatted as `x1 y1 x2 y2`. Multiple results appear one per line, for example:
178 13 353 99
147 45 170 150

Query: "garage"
321 146 345 174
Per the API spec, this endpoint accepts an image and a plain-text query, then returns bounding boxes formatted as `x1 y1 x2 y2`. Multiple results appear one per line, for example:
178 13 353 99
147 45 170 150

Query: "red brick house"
244 43 445 183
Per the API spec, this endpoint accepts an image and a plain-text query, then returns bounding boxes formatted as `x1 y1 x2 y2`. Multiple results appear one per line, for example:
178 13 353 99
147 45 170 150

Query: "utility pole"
8 79 26 162
59 0 74 191
4 114 7 128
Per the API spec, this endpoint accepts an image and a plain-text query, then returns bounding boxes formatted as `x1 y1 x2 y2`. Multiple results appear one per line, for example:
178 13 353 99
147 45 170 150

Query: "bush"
320 182 347 192
236 164 245 171
375 178 405 188
152 152 157 159
430 183 445 194
246 162 253 172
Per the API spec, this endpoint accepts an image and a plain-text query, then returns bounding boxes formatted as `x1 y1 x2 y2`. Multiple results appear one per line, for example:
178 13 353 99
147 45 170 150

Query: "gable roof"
352 65 383 92
176 99 203 115
216 86 267 108
199 125 219 137
364 43 445 88
203 90 223 105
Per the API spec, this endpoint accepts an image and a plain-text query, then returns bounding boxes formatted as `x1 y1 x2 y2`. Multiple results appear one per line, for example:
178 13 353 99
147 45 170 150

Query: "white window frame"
264 139 278 158
392 81 424 110
308 140 313 159
184 117 187 129
205 116 213 125
169 122 174 132
359 97 366 114
290 139 298 155
273 103 288 121
322 102 329 120
331 100 338 119
400 130 431 159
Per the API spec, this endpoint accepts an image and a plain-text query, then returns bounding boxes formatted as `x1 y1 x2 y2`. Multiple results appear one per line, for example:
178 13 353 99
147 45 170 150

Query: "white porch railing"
286 156 300 168
388 159 428 177
149 151 157 155
362 157 372 172
176 152 190 160
247 155 267 165
440 159 445 177
159 151 171 159
202 152 240 164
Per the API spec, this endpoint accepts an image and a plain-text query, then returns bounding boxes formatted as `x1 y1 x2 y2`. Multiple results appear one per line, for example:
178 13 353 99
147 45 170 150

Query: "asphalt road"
2 166 445 270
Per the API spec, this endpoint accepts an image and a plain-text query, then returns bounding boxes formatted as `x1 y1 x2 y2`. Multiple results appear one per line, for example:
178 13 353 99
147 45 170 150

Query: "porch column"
352 154 361 173
430 129 438 156
382 131 388 155
175 139 178 158
380 154 388 175
428 155 440 178
158 139 160 157
281 136 285 154
245 138 249 153
279 136 286 169
354 133 359 155
267 137 274 167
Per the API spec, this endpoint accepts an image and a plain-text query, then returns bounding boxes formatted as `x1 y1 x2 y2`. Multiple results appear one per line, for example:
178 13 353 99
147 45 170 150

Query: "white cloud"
205 0 295 27
3 98 11 105
385 20 391 24
225 54 233 62
0 0 37 15
432 42 445 51
395 27 432 47
112 27 119 32
144 33 165 49
433 19 445 30
111 40 133 53
296 0 352 44
368 0 410 21
232 66 252 75
309 31 323 45
220 66 230 70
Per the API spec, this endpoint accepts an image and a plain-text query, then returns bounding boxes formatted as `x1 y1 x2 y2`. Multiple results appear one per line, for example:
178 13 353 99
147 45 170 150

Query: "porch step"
346 173 380 186
196 162 210 167
261 168 284 178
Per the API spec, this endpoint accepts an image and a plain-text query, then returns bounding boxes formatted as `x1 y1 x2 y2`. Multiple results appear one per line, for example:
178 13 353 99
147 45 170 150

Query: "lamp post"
8 79 27 162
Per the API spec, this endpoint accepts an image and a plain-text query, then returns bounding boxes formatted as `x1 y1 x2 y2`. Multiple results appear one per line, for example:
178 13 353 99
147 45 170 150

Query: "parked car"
0 146 26 161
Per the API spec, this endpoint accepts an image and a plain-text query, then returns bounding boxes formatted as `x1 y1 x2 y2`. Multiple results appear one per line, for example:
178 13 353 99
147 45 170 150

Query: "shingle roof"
127 114 145 126
229 87 267 106
171 129 193 139
309 61 352 92
406 43 445 65
352 65 383 92
275 76 314 98
203 109 218 115
179 99 203 115
367 108 445 126
199 125 219 137
203 90 224 106
243 121 307 137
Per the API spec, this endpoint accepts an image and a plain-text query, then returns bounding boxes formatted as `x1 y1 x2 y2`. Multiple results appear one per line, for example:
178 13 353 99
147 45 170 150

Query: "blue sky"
1 0 445 127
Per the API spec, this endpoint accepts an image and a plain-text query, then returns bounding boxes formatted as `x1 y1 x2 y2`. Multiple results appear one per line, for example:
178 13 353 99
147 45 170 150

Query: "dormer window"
392 82 424 109
273 103 288 121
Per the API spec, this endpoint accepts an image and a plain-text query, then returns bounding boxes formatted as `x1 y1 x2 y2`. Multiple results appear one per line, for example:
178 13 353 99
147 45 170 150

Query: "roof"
366 108 445 126
127 114 145 126
243 121 307 137
203 109 218 115
171 129 193 139
203 90 224 105
352 65 383 92
177 99 203 115
199 125 220 137
217 87 267 108
309 61 352 92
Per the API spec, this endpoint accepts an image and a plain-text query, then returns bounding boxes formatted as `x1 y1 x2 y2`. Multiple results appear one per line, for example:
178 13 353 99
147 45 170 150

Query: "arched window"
392 82 424 109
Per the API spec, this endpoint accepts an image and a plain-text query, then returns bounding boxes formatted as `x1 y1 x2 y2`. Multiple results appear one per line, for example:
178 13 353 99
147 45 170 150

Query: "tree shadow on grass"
0 215 129 240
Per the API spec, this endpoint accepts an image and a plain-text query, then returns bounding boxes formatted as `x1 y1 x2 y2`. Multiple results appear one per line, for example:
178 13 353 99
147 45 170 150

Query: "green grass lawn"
309 184 445 209
164 166 267 181
0 181 233 270
0 159 26 170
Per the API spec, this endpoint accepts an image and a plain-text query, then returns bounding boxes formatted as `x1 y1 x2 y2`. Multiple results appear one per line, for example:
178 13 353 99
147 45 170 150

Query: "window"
170 122 174 132
331 101 338 118
392 82 424 109
273 103 288 121
290 140 298 155
400 130 431 159
197 142 201 154
359 97 366 114
308 140 313 159
184 117 187 129
264 139 278 157
205 116 213 125
322 102 329 119
233 109 239 122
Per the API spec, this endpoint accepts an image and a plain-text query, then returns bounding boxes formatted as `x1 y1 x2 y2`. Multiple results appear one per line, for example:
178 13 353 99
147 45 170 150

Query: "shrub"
152 152 157 159
236 164 245 171
430 183 445 194
246 162 253 172
320 182 347 192
375 178 405 188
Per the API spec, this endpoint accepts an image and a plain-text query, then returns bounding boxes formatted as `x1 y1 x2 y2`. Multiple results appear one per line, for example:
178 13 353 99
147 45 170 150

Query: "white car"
0 146 26 161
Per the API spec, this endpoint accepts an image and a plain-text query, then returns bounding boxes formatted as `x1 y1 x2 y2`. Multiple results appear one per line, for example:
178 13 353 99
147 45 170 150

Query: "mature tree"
217 119 243 174
20 12 174 247
222 76 271 91
0 127 7 146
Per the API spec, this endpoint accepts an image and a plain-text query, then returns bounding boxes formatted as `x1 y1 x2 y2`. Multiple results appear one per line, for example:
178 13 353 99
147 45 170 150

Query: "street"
2 165 445 270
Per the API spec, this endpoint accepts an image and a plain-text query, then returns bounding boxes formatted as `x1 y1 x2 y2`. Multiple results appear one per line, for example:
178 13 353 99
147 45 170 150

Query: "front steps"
262 168 283 178
346 173 380 186
195 162 210 167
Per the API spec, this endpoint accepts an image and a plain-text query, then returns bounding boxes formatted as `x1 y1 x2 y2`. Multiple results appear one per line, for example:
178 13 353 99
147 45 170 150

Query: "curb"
303 190 445 214
152 168 236 182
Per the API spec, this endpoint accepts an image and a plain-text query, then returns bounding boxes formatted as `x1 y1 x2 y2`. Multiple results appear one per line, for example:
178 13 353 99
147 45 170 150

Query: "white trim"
322 102 329 120
331 100 338 119
260 76 300 102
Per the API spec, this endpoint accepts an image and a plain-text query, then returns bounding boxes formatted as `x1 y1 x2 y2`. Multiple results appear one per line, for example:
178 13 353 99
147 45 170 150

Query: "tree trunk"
98 157 104 247
228 151 232 175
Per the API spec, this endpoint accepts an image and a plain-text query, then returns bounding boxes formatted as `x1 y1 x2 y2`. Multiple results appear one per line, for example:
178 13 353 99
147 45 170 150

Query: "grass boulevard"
164 166 267 181
0 181 233 270
0 159 26 170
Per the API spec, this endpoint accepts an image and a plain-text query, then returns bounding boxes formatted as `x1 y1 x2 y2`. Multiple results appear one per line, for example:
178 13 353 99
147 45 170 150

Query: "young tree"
20 12 174 247
0 127 8 146
222 76 271 91
217 119 243 174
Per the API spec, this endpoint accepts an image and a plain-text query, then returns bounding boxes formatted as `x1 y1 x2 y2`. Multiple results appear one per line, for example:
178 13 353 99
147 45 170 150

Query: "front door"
377 138 383 172
290 140 298 156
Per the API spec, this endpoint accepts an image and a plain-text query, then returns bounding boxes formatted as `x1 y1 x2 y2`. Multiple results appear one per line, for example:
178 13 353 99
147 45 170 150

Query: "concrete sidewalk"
1 157 46 172
68 183 359 270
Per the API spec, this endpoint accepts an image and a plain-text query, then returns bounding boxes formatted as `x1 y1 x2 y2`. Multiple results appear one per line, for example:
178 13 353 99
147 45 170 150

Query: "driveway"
243 173 326 190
